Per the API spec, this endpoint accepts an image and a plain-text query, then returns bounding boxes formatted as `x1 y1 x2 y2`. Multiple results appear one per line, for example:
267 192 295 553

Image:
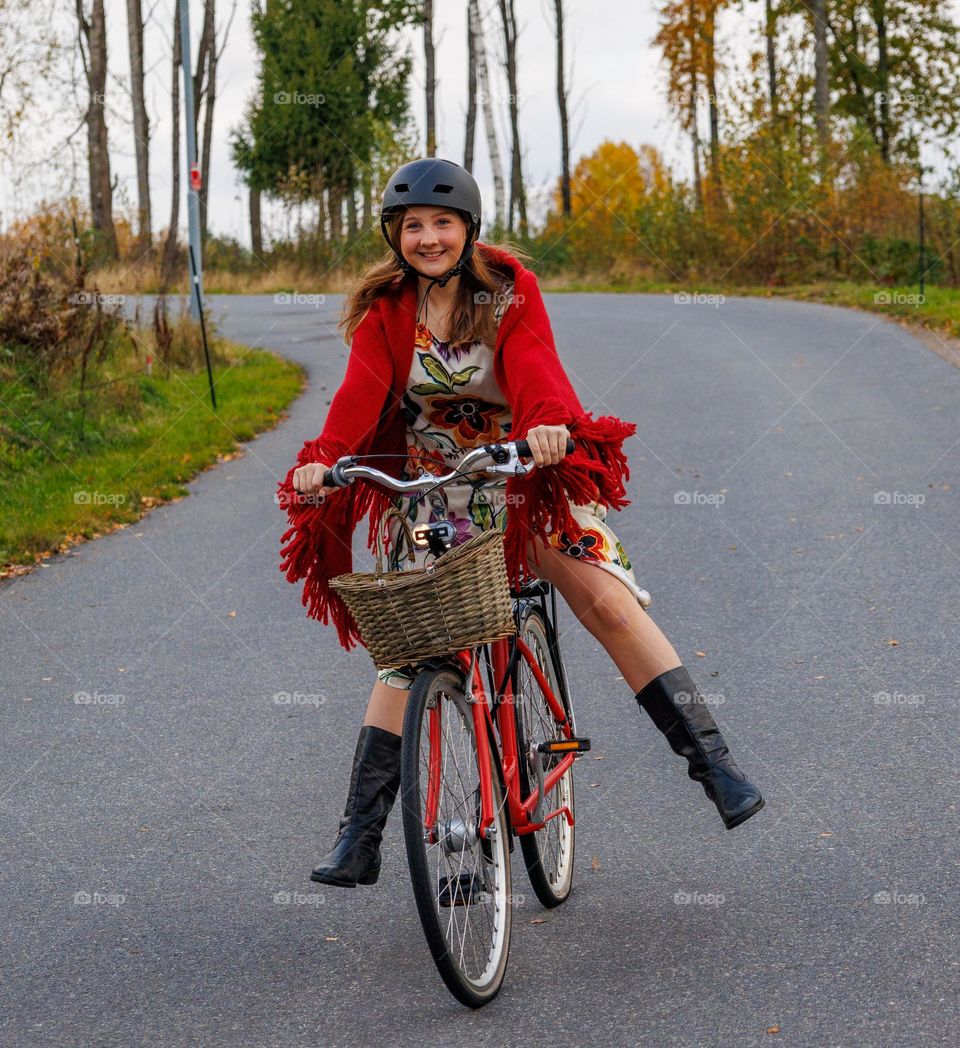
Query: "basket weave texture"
329 509 517 669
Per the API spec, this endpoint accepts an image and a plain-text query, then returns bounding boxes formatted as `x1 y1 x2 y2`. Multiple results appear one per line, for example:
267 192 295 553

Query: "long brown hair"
339 211 531 347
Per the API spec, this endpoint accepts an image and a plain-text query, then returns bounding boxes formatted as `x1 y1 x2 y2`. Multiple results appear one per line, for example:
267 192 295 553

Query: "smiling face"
397 205 469 274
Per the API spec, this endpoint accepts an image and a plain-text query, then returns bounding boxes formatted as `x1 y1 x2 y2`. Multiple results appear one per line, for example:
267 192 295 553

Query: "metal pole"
178 0 204 323
178 0 216 408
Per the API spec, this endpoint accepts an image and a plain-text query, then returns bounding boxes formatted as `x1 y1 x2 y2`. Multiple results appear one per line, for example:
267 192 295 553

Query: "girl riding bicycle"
279 157 763 889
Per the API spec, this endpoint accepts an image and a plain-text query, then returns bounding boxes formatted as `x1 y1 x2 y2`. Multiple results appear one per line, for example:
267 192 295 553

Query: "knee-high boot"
635 665 764 829
310 725 402 886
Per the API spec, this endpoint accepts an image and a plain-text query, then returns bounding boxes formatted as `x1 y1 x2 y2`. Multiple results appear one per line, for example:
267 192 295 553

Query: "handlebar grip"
321 469 335 488
515 438 575 459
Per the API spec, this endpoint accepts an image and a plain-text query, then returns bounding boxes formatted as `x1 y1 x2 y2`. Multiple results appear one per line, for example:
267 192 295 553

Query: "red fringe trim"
276 436 394 651
502 412 637 586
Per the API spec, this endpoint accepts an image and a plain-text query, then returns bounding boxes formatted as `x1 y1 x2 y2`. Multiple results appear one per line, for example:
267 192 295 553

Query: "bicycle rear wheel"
400 663 512 1008
514 606 576 907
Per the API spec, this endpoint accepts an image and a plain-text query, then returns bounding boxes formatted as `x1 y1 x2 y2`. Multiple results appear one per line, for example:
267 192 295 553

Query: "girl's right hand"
292 461 335 501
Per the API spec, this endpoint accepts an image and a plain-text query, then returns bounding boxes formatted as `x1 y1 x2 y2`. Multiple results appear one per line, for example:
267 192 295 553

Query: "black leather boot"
635 666 764 830
310 725 402 886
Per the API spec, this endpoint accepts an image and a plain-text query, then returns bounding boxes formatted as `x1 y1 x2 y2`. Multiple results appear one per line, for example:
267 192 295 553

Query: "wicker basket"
329 508 517 669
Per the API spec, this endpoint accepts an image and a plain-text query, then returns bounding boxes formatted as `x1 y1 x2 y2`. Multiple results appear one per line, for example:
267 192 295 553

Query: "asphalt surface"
1 291 957 1047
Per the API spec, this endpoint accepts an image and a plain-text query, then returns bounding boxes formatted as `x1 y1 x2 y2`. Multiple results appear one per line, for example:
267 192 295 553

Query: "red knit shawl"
276 243 637 651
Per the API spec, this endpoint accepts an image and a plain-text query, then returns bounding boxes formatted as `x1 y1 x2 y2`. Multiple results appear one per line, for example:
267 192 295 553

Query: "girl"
278 158 763 889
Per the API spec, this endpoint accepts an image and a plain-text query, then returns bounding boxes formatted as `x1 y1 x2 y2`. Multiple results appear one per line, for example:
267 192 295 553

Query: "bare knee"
577 592 639 638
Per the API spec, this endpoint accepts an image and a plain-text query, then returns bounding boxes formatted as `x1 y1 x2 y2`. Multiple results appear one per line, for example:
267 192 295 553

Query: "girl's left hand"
524 424 571 468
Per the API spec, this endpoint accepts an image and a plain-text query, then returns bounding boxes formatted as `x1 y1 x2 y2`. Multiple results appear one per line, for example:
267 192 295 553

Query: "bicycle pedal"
437 871 485 907
538 736 591 755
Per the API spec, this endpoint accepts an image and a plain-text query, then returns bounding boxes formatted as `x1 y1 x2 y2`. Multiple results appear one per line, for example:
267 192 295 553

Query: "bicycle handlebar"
313 438 575 496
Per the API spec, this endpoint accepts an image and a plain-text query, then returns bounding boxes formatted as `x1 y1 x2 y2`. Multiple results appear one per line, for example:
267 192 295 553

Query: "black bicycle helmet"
380 157 482 287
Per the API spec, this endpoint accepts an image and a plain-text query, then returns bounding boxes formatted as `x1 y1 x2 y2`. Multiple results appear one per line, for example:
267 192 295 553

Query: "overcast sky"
2 0 959 249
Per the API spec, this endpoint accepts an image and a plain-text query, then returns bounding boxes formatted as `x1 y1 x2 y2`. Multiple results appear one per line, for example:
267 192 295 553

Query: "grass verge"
1 339 304 574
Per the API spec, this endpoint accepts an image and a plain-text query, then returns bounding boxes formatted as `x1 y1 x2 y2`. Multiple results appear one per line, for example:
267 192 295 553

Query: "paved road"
2 292 957 1047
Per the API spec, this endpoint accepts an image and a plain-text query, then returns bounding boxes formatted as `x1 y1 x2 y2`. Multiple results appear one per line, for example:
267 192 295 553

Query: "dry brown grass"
91 258 361 296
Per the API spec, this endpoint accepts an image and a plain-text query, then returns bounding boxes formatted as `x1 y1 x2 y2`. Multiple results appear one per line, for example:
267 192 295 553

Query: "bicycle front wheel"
400 663 512 1008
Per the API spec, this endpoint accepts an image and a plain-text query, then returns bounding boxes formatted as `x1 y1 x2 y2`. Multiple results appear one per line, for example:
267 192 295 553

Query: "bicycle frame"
421 587 577 846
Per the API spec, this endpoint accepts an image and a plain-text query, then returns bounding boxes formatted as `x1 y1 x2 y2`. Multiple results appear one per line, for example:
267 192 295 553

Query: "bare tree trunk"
703 1 720 208
498 0 526 235
812 0 830 155
161 0 181 287
361 172 372 232
346 176 358 239
126 0 151 254
316 167 328 244
464 0 477 172
249 187 263 257
553 0 571 216
76 0 118 259
199 0 219 243
686 0 702 210
470 0 505 228
765 0 777 119
328 184 343 241
874 1 890 163
424 0 436 155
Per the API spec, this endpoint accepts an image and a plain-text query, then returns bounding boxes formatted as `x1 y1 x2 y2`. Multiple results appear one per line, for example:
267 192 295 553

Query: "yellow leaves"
560 140 668 217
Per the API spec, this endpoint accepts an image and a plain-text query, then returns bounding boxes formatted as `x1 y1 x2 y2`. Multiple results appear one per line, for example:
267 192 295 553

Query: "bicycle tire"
400 663 513 1008
513 607 577 907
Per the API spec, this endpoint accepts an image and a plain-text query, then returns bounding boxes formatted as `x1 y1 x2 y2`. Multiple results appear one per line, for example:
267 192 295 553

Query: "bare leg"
526 540 682 693
362 679 410 735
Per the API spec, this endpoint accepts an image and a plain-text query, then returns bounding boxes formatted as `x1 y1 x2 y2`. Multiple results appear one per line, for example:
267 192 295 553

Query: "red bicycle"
322 440 591 1007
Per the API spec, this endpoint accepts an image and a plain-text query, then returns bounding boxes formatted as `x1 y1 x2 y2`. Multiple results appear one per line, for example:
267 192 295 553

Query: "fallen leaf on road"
767 1026 781 1035
228 610 237 618
696 651 707 657
590 857 600 871
530 917 547 925
886 639 899 646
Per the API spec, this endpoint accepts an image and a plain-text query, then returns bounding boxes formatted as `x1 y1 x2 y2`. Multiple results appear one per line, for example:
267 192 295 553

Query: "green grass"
1 341 304 570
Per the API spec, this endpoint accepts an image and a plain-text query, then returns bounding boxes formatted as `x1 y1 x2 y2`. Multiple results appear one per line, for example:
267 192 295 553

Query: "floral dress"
376 282 646 689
